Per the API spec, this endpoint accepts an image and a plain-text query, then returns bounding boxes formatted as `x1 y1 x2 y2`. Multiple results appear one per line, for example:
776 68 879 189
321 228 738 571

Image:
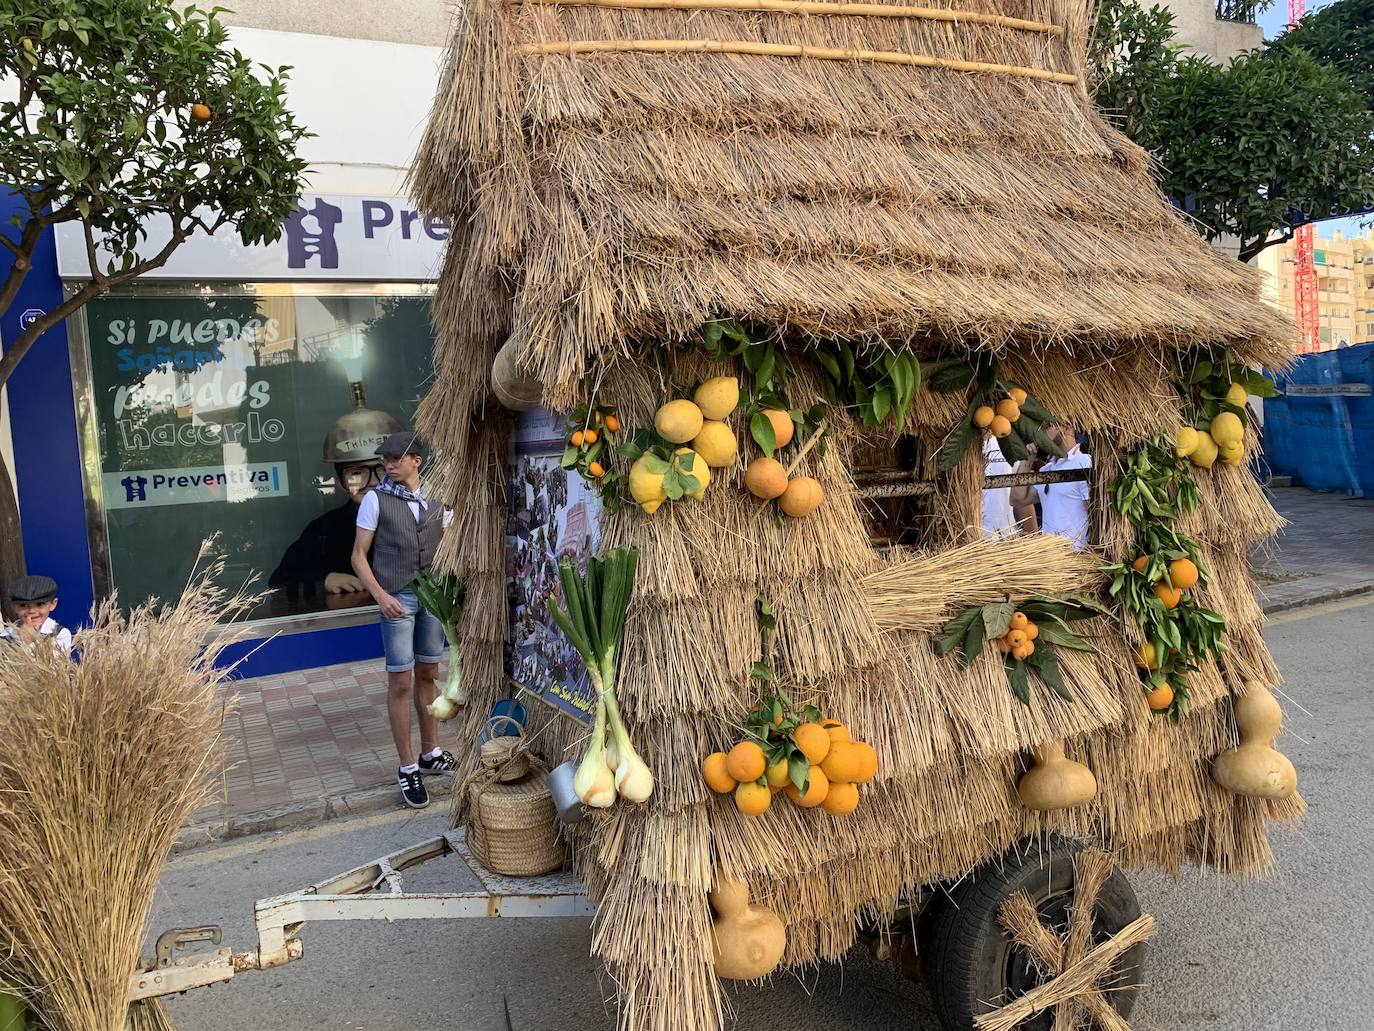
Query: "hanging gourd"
1017 740 1097 811
709 876 786 981
1211 682 1297 800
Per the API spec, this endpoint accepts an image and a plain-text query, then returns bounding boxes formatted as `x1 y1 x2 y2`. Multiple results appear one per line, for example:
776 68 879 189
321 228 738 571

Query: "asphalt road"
155 597 1374 1031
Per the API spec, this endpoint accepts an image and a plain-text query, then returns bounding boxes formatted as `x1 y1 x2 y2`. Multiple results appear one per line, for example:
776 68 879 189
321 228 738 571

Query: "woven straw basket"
466 771 565 877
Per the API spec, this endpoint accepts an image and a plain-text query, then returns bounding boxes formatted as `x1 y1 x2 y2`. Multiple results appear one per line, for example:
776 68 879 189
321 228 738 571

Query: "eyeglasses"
341 465 384 488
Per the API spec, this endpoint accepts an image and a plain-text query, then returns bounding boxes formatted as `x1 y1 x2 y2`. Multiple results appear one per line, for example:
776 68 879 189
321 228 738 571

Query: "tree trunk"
0 455 26 618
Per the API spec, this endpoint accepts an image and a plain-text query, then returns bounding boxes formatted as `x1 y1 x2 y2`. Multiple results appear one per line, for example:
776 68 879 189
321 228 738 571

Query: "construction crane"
1288 0 1321 354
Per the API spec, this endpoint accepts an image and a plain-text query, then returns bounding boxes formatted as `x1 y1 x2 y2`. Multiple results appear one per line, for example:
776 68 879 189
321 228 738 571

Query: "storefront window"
80 284 435 621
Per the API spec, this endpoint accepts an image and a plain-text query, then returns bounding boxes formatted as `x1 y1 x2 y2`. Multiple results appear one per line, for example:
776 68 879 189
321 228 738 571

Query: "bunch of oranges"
1132 554 1199 611
1132 640 1175 712
993 610 1039 661
568 408 620 478
702 720 879 818
972 386 1027 440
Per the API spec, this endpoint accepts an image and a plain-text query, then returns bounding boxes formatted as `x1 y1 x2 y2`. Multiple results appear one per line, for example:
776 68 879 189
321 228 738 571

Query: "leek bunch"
550 547 653 805
411 571 466 721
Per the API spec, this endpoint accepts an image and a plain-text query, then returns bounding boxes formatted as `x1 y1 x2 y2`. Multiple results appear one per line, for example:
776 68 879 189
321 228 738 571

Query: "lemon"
654 400 704 444
674 448 710 500
629 455 668 514
1175 426 1199 458
691 421 738 468
1189 432 1218 469
1209 411 1244 448
692 377 740 421
1224 382 1248 408
1219 440 1244 466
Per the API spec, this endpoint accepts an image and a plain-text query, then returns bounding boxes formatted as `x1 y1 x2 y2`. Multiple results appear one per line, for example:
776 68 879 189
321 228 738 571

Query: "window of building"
75 283 436 623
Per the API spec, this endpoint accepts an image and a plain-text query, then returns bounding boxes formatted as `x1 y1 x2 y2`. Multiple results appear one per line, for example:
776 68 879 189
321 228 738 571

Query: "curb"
175 782 402 852
1258 580 1374 616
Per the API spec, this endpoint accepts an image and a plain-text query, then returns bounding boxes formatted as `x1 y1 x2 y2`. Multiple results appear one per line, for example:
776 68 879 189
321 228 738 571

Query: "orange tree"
0 0 309 588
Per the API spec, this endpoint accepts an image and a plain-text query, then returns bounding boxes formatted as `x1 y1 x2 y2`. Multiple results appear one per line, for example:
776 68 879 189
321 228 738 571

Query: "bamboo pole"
518 39 1080 83
855 467 1089 499
510 0 1065 36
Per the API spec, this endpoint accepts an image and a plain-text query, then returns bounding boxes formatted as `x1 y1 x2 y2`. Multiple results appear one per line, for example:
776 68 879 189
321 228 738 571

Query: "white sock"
399 763 419 775
424 747 443 760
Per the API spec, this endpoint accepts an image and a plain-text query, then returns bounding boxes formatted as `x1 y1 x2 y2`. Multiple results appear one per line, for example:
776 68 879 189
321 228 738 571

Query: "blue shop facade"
3 194 448 676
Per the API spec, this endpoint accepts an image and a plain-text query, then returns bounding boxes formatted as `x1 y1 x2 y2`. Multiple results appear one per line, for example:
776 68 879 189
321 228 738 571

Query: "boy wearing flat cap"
351 431 457 809
3 575 73 657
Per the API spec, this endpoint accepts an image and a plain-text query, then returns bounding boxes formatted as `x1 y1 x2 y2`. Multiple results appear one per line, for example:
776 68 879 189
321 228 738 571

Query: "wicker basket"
466 771 565 877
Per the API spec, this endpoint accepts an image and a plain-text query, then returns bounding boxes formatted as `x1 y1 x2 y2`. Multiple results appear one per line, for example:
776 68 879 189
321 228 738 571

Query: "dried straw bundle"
0 554 251 1031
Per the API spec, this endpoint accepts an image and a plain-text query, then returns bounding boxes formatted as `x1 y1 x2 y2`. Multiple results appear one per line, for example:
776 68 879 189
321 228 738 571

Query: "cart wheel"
924 839 1145 1031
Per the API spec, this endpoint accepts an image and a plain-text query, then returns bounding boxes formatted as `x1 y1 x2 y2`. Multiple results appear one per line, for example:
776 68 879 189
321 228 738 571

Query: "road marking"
1268 594 1374 626
169 807 442 869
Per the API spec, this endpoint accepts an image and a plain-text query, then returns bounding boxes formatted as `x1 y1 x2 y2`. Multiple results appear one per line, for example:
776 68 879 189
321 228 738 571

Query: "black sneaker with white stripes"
417 749 457 776
398 767 429 809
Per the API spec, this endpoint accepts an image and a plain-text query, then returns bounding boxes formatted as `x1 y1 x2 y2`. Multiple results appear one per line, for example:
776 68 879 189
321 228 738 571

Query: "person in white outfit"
1036 426 1092 551
980 435 1017 537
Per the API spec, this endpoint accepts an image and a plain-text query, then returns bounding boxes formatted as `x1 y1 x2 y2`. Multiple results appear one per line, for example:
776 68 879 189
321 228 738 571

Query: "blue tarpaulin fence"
1262 343 1374 497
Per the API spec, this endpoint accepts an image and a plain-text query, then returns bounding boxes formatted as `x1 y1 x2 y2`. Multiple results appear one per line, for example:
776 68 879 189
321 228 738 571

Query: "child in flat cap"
3 575 73 658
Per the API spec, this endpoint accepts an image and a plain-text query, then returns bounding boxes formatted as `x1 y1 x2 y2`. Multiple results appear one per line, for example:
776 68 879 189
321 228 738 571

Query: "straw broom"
0 547 254 1031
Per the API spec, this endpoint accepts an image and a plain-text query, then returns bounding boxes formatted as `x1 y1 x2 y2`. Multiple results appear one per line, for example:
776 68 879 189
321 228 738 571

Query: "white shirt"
1 616 73 657
980 437 1016 537
1036 445 1092 551
356 485 453 531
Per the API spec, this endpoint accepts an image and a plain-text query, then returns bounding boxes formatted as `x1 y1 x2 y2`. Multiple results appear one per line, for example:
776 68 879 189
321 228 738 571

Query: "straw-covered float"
409 0 1302 1026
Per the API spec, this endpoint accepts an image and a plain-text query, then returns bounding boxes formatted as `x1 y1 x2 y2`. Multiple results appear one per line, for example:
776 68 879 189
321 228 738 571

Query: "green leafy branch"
812 340 921 431
935 595 1105 706
741 591 821 793
1176 347 1278 433
1111 432 1201 524
927 355 1065 471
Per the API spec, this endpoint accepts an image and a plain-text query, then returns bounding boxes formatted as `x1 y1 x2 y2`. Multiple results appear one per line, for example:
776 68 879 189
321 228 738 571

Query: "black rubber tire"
924 839 1146 1031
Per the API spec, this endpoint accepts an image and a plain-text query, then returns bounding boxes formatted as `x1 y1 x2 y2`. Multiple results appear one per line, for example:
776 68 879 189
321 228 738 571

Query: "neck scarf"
377 475 427 510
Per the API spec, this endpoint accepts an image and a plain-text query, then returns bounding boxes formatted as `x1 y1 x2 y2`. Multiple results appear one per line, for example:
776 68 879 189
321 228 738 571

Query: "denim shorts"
380 589 446 673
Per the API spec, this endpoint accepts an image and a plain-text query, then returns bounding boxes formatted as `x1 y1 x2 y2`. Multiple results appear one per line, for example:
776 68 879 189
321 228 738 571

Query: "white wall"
225 27 445 197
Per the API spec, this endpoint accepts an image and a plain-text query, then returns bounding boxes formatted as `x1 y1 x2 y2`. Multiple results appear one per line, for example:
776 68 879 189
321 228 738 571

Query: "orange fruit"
1133 642 1159 670
761 409 795 448
571 431 585 447
743 458 789 500
1009 611 1029 631
190 103 212 121
588 461 604 478
1011 641 1034 661
1169 558 1199 590
735 780 772 816
995 398 1021 422
765 758 790 789
1146 682 1174 712
972 405 995 429
1009 387 1028 405
724 741 766 782
583 429 598 445
1023 622 1039 641
1005 628 1028 649
785 766 829 808
821 781 860 815
701 753 737 794
820 741 863 784
851 741 878 783
822 720 850 745
990 415 1012 438
794 723 831 764
995 635 1013 654
604 414 621 432
1152 582 1182 609
1132 554 1150 573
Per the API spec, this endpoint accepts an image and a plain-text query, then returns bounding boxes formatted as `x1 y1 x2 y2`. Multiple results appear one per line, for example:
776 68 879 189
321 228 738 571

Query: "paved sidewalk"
181 486 1374 848
1252 487 1374 613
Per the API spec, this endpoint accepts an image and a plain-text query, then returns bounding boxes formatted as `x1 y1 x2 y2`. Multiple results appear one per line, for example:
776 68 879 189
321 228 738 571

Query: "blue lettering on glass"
121 474 148 503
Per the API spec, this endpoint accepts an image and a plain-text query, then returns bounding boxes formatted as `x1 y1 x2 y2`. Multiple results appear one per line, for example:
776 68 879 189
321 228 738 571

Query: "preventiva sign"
103 462 290 509
53 195 448 282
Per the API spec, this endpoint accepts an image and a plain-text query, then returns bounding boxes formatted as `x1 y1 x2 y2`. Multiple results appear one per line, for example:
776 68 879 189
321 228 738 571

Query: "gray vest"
371 489 444 593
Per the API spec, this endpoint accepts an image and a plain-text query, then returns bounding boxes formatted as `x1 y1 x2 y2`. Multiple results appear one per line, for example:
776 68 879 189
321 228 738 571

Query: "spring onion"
550 547 653 805
411 571 466 721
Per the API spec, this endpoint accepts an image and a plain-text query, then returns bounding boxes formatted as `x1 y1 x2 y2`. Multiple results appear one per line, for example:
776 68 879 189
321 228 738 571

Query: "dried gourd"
1211 682 1297 800
1017 741 1097 811
709 876 786 980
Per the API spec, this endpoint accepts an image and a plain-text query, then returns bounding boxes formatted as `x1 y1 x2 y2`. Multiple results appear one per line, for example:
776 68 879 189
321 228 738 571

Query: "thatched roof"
413 0 1291 406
